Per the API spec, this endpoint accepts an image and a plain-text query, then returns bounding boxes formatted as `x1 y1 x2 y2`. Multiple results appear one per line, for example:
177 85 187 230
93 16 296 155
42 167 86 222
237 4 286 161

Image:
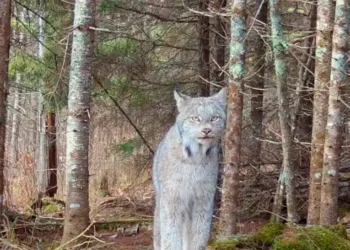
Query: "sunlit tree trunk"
307 0 334 225
218 0 246 238
61 0 96 245
36 0 48 199
269 0 298 223
199 0 210 96
320 0 349 225
0 0 11 216
10 7 24 167
10 88 20 166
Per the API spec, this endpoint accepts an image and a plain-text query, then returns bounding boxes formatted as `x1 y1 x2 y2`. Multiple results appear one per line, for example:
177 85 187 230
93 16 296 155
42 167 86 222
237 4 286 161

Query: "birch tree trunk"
61 0 96 244
10 88 20 166
0 0 11 216
36 0 48 198
307 0 334 225
269 0 298 223
319 0 349 225
10 7 25 167
199 0 211 96
218 0 246 238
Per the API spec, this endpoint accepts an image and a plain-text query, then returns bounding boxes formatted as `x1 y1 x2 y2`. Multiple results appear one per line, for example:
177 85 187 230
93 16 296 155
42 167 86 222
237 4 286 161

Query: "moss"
43 203 61 213
254 222 286 245
273 226 350 250
325 225 348 239
210 235 259 250
210 238 238 250
42 198 65 214
274 234 313 250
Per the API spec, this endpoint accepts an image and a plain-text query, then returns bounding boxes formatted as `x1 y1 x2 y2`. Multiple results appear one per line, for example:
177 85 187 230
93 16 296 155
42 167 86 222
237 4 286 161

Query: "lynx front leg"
153 198 161 250
159 196 183 250
190 197 215 250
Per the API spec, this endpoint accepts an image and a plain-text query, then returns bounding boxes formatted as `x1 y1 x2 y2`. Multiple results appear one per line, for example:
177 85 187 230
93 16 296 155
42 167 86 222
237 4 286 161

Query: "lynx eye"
191 116 201 122
211 116 220 122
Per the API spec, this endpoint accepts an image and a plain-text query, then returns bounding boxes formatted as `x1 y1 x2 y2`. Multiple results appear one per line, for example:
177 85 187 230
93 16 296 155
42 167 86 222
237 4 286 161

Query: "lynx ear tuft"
174 90 191 113
211 87 227 108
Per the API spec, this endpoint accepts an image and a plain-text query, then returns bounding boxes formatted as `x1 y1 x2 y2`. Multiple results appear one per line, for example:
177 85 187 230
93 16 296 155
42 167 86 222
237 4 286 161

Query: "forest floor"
8 217 266 250
4 184 350 250
2 194 268 250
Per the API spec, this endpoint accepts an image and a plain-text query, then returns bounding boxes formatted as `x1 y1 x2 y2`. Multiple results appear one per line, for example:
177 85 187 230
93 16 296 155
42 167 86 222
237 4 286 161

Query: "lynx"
153 88 227 250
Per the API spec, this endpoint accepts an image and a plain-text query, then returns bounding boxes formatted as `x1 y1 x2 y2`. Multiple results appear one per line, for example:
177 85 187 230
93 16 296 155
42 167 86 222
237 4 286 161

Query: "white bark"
36 0 48 195
61 0 96 244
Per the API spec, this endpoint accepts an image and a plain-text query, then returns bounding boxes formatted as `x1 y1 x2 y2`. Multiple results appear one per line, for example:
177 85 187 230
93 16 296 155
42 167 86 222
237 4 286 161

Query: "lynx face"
175 88 227 146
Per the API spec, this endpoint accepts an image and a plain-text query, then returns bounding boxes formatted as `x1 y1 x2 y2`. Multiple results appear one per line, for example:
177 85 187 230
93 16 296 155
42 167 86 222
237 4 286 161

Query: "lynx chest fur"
153 88 227 250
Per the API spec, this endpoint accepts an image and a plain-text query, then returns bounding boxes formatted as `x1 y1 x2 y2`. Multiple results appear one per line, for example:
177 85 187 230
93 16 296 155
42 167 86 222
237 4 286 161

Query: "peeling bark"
61 0 96 244
0 0 11 216
269 0 298 223
320 0 349 225
218 0 246 238
307 0 334 225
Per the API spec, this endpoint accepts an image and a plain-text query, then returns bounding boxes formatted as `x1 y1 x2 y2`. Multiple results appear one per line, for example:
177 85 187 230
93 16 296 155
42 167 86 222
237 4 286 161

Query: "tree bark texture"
307 0 334 225
269 0 298 223
37 0 48 197
320 0 349 225
0 0 11 216
10 88 20 166
61 0 96 244
250 0 267 165
199 0 211 96
10 7 24 167
218 0 246 238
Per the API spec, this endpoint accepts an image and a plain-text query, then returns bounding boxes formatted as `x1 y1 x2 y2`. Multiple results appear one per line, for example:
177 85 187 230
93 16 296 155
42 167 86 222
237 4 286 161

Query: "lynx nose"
202 128 212 135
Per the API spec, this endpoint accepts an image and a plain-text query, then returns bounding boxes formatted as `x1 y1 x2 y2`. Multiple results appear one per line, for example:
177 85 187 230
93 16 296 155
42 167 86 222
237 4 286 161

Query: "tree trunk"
199 0 210 96
211 0 227 216
212 0 227 93
46 112 57 197
307 0 334 225
36 0 48 198
319 0 349 225
269 0 298 223
0 0 11 216
250 0 267 165
10 7 25 168
61 0 96 245
218 0 246 238
10 88 20 166
271 170 285 223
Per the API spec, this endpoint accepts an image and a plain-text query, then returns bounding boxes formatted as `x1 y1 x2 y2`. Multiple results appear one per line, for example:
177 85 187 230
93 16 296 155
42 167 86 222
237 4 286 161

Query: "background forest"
0 0 349 249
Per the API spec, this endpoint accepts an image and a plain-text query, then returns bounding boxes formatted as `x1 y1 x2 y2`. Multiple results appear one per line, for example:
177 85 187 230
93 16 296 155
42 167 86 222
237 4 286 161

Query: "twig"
55 221 95 250
92 75 155 156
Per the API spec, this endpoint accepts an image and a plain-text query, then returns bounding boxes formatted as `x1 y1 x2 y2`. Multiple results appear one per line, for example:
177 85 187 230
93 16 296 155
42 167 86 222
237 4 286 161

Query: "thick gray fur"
153 88 227 250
